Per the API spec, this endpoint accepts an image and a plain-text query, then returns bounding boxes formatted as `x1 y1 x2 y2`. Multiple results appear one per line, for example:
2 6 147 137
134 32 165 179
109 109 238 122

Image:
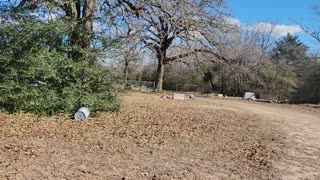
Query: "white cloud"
273 24 303 37
225 17 242 27
246 22 303 38
223 17 304 38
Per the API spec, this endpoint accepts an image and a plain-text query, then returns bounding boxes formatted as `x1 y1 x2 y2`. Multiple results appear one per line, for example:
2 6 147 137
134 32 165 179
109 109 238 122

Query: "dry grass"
0 92 283 179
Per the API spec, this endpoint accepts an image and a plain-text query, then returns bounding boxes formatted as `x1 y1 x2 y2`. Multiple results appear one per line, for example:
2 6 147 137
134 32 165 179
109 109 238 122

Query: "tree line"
128 31 320 103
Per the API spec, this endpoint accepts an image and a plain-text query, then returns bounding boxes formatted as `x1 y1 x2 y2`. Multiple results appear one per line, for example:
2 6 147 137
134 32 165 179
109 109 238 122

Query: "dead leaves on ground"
0 92 283 179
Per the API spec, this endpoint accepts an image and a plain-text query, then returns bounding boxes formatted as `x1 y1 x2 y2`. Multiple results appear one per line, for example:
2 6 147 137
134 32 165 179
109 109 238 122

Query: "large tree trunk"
155 52 166 91
82 0 97 49
64 0 97 60
124 57 129 84
209 78 215 91
220 65 225 94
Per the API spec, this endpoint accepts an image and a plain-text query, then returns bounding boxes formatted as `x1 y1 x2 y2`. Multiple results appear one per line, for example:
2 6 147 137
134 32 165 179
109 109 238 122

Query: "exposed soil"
0 92 319 179
206 98 320 179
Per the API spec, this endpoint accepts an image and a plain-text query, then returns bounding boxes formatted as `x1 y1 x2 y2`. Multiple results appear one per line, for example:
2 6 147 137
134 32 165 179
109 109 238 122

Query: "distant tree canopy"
273 34 309 68
138 32 319 103
269 34 319 103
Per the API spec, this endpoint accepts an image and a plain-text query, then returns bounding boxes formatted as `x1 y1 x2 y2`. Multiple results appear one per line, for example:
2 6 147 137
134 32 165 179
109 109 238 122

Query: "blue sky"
228 0 320 52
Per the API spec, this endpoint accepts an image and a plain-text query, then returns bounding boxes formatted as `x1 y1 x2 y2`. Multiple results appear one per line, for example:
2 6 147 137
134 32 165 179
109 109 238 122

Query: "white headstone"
243 92 255 100
173 93 185 100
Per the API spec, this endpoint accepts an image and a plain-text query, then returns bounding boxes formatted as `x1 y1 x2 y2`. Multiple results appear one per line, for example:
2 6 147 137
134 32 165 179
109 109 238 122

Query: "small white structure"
243 92 256 100
74 107 90 121
140 85 147 91
218 94 224 97
173 93 185 100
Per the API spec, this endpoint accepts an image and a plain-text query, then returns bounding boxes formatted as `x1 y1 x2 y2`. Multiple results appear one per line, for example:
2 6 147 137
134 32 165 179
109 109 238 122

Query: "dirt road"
202 98 320 179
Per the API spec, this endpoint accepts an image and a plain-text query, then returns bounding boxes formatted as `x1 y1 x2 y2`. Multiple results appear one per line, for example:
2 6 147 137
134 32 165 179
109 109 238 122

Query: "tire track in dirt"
201 98 320 179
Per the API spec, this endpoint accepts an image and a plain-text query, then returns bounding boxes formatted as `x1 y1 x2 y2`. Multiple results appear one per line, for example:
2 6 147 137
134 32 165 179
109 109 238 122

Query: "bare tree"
249 24 276 52
200 26 271 95
108 0 227 91
113 37 142 84
301 4 320 45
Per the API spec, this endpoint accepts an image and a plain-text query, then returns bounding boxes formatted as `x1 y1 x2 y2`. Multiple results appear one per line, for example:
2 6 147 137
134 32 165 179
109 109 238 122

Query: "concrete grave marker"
173 93 185 100
243 92 256 100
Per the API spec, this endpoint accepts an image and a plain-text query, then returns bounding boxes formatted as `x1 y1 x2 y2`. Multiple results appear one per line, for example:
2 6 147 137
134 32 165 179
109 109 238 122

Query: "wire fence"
130 80 155 91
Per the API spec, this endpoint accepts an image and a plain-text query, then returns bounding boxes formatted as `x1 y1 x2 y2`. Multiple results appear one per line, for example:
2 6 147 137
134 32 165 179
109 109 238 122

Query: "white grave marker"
173 93 185 100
